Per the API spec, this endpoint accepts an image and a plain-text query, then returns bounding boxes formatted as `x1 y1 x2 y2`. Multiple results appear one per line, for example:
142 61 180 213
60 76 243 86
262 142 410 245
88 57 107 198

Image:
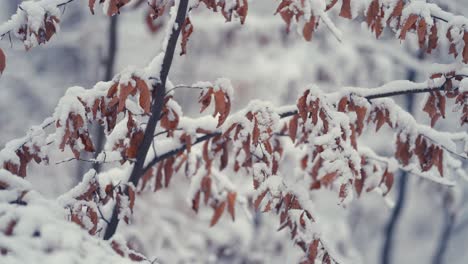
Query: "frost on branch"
0 169 143 263
0 1 61 50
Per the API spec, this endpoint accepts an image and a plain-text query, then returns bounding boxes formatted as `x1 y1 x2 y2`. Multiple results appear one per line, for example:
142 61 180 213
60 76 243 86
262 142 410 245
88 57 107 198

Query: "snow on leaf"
213 89 231 127
325 0 338 11
427 23 438 54
417 19 427 49
395 134 411 166
307 239 319 262
135 77 151 113
400 14 419 40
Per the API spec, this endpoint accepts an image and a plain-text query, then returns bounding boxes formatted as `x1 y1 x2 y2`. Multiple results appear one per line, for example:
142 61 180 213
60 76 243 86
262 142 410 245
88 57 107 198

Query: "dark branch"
103 0 189 240
142 133 220 174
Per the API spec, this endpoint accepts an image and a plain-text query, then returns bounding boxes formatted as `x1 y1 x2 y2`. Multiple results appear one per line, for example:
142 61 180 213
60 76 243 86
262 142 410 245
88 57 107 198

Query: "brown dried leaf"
463 31 468 64
0 48 5 75
433 147 444 177
192 191 201 213
107 0 131 16
423 93 442 127
325 0 338 11
302 16 316 41
88 0 96 14
126 130 144 159
395 134 411 165
288 114 299 143
417 19 427 48
427 23 438 54
308 239 320 261
118 83 135 112
237 0 248 24
199 88 213 113
135 78 151 113
340 0 352 19
210 201 226 227
387 0 403 27
164 157 174 187
180 17 193 56
214 90 231 127
382 169 394 195
254 190 268 210
201 176 212 205
321 171 338 185
400 14 419 40
227 192 236 221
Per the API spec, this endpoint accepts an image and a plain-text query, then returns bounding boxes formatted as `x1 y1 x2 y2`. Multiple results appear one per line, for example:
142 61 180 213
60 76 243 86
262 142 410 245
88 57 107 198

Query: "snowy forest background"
0 0 467 263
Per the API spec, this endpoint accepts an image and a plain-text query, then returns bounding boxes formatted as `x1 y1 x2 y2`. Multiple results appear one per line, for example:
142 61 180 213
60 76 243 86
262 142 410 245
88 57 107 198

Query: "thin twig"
165 85 204 95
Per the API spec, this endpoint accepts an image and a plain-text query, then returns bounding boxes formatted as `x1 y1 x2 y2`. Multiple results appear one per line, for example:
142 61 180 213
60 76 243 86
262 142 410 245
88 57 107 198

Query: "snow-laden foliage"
0 0 467 263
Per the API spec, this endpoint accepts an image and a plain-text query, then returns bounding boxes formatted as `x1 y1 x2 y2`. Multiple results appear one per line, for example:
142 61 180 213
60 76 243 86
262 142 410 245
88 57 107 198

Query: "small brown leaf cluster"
200 0 248 25
89 0 131 16
111 239 147 262
199 86 231 127
395 133 444 176
275 0 319 41
368 106 393 132
139 156 179 192
2 145 45 178
447 27 468 63
17 14 59 50
145 0 170 33
296 92 363 199
160 95 180 134
69 175 138 234
57 112 95 159
426 72 467 126
111 113 145 161
107 76 151 115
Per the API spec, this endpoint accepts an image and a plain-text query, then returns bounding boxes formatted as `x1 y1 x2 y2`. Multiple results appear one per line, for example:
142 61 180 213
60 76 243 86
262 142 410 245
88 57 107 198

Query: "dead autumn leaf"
417 19 427 48
88 0 96 14
180 17 193 55
308 239 320 261
325 0 338 11
395 134 411 165
0 48 5 75
237 0 248 24
210 201 226 226
213 89 231 127
288 114 298 143
463 31 468 63
427 23 438 54
400 14 419 40
227 192 236 221
339 0 352 19
302 16 316 41
107 0 131 16
135 77 151 113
